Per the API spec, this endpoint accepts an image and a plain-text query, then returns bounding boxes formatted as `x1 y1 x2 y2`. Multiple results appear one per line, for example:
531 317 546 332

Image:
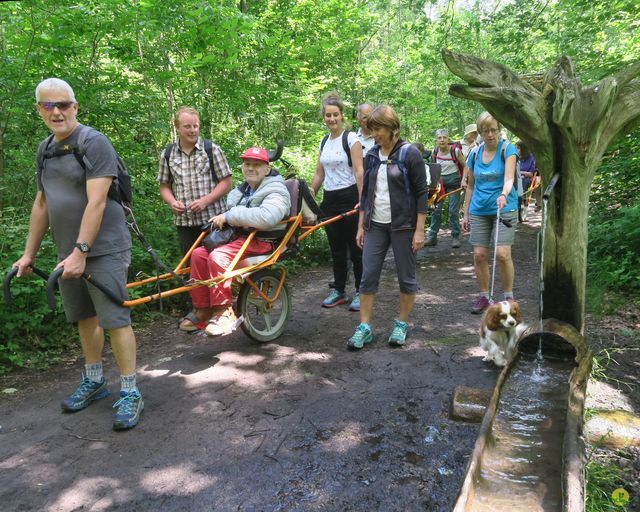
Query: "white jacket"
224 173 291 232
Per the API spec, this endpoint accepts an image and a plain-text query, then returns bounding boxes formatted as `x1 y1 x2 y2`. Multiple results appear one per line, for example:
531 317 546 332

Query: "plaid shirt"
157 138 232 227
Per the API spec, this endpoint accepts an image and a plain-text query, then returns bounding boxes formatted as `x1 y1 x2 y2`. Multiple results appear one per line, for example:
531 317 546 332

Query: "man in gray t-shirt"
13 78 143 431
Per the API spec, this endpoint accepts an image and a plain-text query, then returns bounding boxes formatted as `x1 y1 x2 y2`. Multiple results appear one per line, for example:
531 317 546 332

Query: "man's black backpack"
37 125 132 208
163 139 219 183
320 131 353 168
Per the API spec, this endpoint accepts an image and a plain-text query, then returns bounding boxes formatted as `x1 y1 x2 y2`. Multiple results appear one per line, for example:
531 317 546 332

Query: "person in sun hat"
181 147 291 336
460 123 479 190
12 78 143 431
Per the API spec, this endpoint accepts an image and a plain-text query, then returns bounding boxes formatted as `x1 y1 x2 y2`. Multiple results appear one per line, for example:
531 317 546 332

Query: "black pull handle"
46 268 64 311
4 266 53 307
81 273 126 306
3 267 19 306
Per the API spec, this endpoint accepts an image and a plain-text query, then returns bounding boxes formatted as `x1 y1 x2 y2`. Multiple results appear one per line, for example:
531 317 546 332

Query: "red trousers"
189 237 273 308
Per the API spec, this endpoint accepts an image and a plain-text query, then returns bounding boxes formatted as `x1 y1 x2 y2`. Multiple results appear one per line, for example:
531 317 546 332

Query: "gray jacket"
224 173 291 233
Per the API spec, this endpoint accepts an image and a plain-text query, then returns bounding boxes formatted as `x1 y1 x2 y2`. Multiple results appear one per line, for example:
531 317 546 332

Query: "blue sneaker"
112 390 144 431
322 289 348 308
61 376 110 412
347 323 373 350
348 292 361 312
388 319 408 347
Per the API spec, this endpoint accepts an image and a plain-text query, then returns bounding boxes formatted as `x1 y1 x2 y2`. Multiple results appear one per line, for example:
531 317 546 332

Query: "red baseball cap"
240 147 269 163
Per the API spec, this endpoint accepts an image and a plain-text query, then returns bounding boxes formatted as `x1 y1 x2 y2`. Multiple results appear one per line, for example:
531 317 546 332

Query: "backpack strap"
163 143 175 175
203 139 218 184
320 134 329 153
36 134 56 173
388 142 411 194
342 130 352 168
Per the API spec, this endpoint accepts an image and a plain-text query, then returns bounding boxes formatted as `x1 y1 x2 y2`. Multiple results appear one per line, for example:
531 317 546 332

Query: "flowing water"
531 198 550 382
468 349 575 511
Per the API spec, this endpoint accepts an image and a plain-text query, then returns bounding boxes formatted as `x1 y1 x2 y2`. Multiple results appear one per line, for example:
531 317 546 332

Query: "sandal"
179 312 206 332
205 311 240 337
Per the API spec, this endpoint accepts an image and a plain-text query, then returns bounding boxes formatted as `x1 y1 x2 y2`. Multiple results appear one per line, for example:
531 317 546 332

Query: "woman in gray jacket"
180 147 291 336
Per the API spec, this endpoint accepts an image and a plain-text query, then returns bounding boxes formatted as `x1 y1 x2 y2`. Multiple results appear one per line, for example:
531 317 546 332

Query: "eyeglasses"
38 101 75 111
481 128 500 135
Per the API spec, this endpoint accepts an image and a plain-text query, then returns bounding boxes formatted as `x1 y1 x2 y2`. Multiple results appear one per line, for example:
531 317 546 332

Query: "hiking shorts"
58 250 131 329
469 211 517 247
359 222 418 295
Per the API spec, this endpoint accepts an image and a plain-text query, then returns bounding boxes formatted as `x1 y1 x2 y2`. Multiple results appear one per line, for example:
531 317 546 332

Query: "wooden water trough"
453 318 593 512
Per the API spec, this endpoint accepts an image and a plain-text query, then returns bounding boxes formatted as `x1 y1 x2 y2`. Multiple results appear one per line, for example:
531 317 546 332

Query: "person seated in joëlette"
179 147 291 336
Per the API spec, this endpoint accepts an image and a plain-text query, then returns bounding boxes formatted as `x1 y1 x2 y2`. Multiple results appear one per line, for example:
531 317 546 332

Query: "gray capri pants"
58 250 131 329
469 211 518 247
360 222 418 294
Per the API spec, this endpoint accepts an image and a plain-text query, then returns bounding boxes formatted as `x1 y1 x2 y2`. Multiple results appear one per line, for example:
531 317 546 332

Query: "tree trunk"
442 49 640 332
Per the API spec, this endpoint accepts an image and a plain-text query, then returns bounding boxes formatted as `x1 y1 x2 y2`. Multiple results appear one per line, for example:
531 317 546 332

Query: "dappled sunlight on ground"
48 476 130 512
140 463 218 494
587 379 637 414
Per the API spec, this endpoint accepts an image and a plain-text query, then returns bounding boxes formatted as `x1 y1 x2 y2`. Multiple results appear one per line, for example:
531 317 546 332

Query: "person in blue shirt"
461 112 518 314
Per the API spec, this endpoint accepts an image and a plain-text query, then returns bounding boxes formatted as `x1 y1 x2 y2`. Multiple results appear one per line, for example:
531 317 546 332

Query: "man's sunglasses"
38 101 75 111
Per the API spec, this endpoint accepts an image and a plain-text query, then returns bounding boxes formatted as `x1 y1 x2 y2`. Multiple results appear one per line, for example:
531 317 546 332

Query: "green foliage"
587 203 640 300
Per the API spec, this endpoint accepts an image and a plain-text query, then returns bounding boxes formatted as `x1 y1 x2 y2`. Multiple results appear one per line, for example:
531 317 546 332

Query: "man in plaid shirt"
158 107 233 255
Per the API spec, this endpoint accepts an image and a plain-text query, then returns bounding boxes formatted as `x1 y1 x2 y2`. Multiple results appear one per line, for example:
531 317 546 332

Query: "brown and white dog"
479 300 526 367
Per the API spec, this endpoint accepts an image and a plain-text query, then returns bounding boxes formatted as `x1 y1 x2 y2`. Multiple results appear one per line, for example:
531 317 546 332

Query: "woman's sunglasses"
38 101 75 111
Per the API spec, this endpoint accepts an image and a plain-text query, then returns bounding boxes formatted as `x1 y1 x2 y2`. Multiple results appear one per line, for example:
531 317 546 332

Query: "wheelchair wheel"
237 268 291 343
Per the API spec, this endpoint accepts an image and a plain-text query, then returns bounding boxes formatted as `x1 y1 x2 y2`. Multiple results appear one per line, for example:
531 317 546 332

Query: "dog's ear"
511 302 522 323
485 305 502 331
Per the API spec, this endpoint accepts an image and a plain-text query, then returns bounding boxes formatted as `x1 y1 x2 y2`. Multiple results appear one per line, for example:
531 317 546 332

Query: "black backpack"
163 139 219 183
320 131 352 168
38 125 132 208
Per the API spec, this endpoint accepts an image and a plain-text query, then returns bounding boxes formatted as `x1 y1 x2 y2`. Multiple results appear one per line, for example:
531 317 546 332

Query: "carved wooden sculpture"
442 49 640 332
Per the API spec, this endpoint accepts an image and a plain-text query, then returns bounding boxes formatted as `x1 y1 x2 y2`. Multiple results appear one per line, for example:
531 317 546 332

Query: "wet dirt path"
0 216 542 511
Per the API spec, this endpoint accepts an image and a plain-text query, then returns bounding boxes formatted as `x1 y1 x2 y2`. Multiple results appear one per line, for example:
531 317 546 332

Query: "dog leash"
489 208 501 303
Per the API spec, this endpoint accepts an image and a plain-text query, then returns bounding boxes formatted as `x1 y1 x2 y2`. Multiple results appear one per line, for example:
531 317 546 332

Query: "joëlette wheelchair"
4 141 358 343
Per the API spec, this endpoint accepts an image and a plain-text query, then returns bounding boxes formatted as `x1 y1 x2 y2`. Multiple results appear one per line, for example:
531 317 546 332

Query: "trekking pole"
489 208 501 304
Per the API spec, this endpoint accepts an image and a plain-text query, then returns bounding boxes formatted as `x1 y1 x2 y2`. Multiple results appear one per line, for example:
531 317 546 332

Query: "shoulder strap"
470 144 481 171
37 134 56 172
391 142 411 194
203 139 218 184
74 125 92 170
320 134 329 153
342 131 352 168
163 143 175 170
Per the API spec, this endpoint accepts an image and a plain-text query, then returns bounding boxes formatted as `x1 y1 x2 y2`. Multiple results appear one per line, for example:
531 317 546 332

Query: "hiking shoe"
425 235 437 247
388 319 408 347
349 292 361 312
113 390 144 431
451 236 461 248
322 289 348 308
61 376 110 412
347 323 373 350
471 296 491 315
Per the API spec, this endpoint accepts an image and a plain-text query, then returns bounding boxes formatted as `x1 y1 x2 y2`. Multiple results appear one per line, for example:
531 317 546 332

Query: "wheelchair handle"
4 266 52 307
46 268 126 310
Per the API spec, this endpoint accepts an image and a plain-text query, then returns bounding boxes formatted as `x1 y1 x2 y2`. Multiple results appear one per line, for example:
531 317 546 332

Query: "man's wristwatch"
74 241 91 254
